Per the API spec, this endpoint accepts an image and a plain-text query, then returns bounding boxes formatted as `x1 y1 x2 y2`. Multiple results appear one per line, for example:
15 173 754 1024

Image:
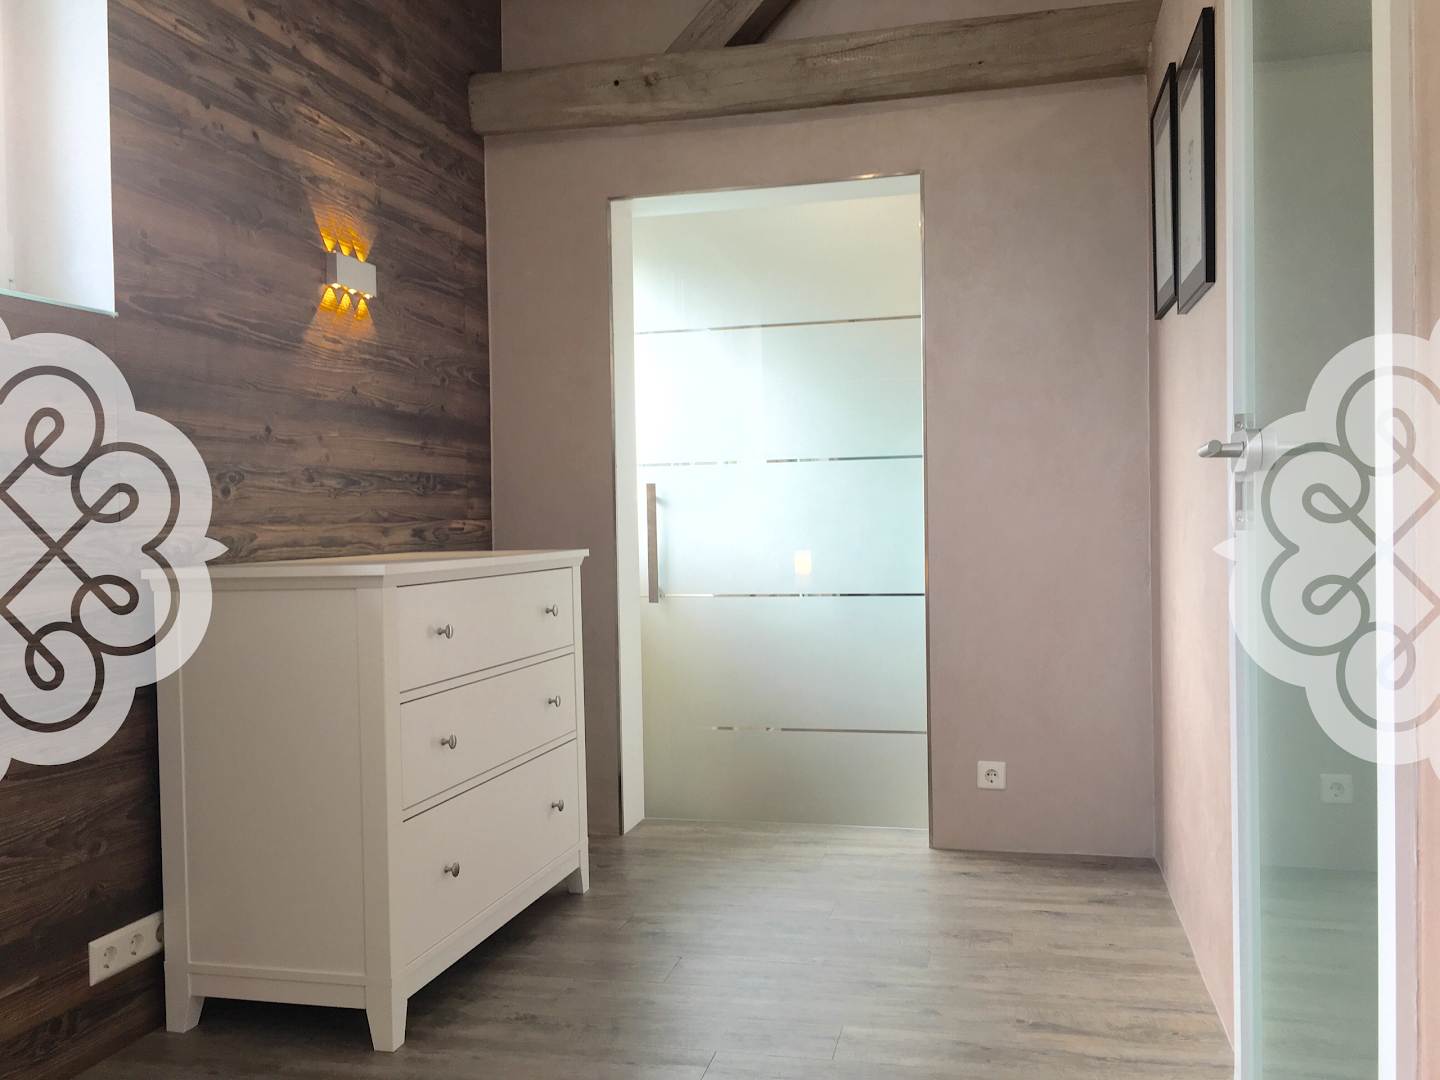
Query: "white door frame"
1373 2 1419 1077
610 198 647 835
1225 8 1257 1072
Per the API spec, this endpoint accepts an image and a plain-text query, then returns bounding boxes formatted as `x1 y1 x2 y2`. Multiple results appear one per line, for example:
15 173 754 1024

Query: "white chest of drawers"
157 550 589 1051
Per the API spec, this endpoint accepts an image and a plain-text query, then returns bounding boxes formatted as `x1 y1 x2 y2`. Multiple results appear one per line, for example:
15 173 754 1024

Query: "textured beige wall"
1420 4 1440 339
1146 0 1234 1043
485 79 1156 851
769 0 1120 40
502 0 694 67
501 0 1117 70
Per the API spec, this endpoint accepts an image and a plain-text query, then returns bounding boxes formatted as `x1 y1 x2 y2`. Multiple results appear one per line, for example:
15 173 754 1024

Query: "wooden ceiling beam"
470 1 1161 138
668 0 799 52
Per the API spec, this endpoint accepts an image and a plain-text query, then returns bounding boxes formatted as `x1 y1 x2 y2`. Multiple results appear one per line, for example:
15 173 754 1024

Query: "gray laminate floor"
81 820 1234 1079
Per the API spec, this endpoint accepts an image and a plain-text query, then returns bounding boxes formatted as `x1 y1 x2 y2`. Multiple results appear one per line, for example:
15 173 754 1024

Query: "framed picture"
1176 7 1216 313
1150 63 1178 318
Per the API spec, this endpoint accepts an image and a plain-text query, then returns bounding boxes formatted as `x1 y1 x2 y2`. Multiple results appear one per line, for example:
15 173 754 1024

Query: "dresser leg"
566 847 590 894
366 988 408 1052
164 968 204 1033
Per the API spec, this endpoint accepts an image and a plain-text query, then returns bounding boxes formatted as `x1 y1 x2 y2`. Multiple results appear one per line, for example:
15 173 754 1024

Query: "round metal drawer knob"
543 605 560 616
547 695 562 707
440 734 458 749
551 799 565 812
436 624 454 639
444 862 461 878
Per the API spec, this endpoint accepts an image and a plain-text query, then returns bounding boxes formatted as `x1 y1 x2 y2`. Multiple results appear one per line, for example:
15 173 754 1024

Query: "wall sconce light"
326 250 377 302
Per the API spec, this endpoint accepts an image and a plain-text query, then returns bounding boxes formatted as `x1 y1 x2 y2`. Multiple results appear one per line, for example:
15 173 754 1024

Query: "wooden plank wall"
0 3 499 1077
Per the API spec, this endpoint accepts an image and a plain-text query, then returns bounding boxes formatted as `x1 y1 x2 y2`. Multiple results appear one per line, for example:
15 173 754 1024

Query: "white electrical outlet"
1321 774 1353 804
89 911 163 986
977 761 1006 790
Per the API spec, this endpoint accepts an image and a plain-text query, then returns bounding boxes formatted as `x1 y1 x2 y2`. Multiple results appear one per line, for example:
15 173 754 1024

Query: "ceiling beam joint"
668 0 799 51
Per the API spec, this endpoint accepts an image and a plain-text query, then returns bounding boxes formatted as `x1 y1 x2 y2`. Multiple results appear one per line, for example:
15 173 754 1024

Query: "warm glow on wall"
320 283 370 321
319 226 369 263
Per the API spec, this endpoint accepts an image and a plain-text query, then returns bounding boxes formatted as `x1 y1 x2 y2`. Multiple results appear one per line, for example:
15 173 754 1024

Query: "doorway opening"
611 175 928 832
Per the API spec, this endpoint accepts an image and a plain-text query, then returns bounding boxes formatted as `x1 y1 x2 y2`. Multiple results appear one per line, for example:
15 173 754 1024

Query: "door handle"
1197 428 1261 474
1198 439 1244 458
646 482 661 604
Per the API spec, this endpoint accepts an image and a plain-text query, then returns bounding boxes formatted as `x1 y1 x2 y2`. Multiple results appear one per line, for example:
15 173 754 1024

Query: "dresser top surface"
204 549 587 586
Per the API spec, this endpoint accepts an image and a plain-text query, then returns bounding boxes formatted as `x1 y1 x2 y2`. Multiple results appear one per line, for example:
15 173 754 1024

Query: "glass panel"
640 459 924 596
632 178 926 828
635 320 924 463
643 725 930 829
642 598 927 826
640 597 927 733
1239 2 1377 1075
633 193 923 332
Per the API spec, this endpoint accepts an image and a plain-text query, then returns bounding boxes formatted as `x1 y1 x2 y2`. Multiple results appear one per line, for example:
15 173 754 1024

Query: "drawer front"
399 741 580 965
401 655 577 808
397 569 573 691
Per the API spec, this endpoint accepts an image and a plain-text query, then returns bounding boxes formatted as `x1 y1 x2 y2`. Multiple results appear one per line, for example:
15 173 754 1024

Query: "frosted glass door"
1233 3 1377 1076
632 181 927 828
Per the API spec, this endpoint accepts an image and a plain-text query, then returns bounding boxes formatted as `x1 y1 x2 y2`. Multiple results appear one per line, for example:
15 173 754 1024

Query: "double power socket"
89 911 164 986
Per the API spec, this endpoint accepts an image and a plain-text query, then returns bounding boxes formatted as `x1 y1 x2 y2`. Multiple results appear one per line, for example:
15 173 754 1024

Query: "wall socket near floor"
89 911 164 986
977 761 1006 790
1320 774 1354 804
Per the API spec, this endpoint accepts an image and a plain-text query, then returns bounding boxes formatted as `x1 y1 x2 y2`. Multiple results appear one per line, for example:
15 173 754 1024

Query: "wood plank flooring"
78 821 1233 1079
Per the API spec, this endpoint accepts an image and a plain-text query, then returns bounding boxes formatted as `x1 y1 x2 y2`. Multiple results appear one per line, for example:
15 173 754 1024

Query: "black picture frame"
1150 63 1179 319
1176 7 1216 314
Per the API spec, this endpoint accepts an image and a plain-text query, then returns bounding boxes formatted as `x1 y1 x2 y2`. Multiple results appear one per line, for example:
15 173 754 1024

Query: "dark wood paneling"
0 700 161 1046
0 3 499 1077
0 959 164 1080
